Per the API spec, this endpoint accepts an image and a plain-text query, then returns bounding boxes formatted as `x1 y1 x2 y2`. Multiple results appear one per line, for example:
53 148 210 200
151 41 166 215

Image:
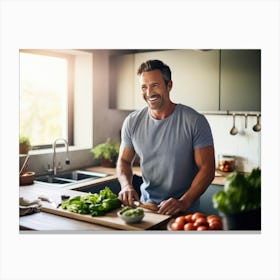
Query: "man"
117 59 215 216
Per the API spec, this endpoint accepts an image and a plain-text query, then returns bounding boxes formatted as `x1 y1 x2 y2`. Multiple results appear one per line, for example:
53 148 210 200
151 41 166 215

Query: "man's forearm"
116 159 134 189
179 167 215 208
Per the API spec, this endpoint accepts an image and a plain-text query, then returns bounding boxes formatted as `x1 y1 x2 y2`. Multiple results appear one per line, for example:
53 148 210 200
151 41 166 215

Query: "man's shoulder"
127 107 149 120
176 103 202 118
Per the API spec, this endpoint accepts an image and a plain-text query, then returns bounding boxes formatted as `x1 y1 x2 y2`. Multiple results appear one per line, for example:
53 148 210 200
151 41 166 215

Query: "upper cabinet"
110 49 261 112
133 50 220 111
220 50 261 111
109 53 135 110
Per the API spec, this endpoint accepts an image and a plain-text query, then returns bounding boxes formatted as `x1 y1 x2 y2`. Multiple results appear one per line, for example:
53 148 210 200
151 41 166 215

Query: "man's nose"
146 86 152 97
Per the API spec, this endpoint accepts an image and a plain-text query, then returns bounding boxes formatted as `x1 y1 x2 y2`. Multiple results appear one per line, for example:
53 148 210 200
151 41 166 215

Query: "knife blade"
38 196 57 208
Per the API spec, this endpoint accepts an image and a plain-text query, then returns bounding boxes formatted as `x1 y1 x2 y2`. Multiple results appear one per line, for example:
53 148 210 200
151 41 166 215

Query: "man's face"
139 69 172 111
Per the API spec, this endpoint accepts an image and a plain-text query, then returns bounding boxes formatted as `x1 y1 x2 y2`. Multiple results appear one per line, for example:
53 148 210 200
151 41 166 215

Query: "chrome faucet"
52 138 70 175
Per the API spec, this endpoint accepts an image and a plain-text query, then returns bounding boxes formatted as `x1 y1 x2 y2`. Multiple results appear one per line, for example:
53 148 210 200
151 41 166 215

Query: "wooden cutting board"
40 204 171 231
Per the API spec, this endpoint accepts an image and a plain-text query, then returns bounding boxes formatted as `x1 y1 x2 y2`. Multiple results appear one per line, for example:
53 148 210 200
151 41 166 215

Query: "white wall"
205 114 261 172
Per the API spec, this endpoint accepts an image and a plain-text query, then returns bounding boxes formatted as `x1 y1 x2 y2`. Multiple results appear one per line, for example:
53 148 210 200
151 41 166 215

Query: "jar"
217 155 236 172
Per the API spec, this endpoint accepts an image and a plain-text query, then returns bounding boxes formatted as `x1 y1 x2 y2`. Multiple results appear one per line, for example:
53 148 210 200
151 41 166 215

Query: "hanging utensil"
244 113 248 129
253 114 261 132
230 114 238 135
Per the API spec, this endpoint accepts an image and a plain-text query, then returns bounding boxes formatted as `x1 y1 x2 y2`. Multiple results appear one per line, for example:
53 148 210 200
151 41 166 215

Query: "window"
19 50 74 149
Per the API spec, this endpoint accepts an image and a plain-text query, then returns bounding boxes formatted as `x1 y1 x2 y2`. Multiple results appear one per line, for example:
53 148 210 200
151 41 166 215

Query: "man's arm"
158 145 215 215
179 145 216 208
116 145 139 206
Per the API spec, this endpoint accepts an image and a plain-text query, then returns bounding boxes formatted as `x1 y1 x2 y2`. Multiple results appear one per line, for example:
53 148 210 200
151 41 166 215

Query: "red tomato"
191 212 205 222
209 220 223 230
193 217 208 228
184 222 197 230
184 214 193 223
171 222 184 231
197 225 208 231
175 216 186 225
207 215 222 224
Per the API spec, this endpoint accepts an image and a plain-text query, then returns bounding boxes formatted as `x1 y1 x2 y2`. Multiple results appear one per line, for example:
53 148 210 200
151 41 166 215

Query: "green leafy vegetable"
61 187 121 216
119 206 144 217
212 168 261 215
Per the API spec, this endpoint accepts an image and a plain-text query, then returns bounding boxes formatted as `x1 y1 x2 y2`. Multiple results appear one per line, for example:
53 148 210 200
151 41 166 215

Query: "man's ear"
167 80 173 91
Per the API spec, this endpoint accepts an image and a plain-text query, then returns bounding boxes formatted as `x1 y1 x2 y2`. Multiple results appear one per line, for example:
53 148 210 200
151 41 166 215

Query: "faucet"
52 138 70 176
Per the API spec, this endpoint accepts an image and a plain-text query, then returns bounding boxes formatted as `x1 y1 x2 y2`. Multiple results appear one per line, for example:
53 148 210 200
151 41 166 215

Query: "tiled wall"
205 114 261 172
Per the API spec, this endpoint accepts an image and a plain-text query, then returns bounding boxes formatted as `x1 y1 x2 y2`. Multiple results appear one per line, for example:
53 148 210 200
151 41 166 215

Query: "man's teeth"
148 96 158 101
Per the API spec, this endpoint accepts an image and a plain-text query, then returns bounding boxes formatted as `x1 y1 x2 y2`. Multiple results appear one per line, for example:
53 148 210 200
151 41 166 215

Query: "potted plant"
91 138 120 168
212 168 261 230
19 136 31 155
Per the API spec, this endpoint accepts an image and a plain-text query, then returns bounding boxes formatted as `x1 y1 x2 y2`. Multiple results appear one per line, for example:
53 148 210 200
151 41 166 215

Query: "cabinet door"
199 184 222 215
220 50 261 111
134 50 220 111
110 54 135 110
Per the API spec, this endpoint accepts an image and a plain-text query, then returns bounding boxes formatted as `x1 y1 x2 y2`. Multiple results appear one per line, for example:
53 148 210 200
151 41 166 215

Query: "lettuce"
213 168 261 215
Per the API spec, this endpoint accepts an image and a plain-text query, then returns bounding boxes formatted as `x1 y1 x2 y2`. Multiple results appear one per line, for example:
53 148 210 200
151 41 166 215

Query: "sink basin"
34 170 108 186
57 170 108 181
34 175 71 184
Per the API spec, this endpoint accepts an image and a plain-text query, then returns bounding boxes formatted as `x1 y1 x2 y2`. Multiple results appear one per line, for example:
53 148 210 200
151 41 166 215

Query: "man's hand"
158 198 190 216
118 185 140 207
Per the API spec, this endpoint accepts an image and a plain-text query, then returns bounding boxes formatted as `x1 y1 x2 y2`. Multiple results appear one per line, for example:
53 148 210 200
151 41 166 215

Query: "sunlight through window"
20 51 69 148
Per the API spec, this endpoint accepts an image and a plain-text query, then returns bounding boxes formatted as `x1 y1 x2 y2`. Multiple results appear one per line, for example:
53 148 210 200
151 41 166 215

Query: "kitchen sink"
34 175 71 184
34 170 109 186
57 170 108 181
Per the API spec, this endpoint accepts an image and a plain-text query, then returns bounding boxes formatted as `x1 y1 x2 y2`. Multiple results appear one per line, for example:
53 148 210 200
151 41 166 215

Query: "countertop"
19 166 227 232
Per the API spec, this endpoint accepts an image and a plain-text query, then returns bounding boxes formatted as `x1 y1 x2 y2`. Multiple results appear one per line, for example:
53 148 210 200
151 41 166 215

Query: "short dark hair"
137 59 172 86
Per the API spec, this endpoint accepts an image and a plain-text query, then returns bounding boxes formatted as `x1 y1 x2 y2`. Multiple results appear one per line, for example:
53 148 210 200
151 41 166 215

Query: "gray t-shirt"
121 103 214 210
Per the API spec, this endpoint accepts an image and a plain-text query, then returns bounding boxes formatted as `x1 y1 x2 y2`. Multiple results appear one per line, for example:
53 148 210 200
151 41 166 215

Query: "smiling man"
117 59 215 216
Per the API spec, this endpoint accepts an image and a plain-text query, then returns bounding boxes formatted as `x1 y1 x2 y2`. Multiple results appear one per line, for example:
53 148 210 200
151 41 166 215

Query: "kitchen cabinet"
199 184 222 215
133 50 220 111
110 49 261 112
220 50 261 111
77 174 142 197
109 53 135 110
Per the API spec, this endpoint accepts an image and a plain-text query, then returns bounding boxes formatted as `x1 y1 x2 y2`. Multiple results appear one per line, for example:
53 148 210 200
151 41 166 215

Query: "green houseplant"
91 138 120 167
212 168 261 230
19 136 31 154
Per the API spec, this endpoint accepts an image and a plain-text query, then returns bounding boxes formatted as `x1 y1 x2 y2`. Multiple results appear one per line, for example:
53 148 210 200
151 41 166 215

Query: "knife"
56 194 70 208
38 196 57 208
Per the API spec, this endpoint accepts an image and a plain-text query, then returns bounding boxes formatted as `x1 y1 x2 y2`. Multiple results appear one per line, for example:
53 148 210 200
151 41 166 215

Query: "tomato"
191 212 205 222
184 222 197 230
197 225 208 231
171 222 184 231
175 216 186 225
184 214 193 223
209 220 223 230
193 217 208 228
207 215 222 223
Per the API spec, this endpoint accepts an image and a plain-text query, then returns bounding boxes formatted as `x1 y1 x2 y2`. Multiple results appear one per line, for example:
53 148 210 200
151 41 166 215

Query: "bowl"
20 171 35 186
117 208 144 224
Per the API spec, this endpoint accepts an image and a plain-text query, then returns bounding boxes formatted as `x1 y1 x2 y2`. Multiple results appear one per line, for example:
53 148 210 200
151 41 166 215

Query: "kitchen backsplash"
205 114 261 172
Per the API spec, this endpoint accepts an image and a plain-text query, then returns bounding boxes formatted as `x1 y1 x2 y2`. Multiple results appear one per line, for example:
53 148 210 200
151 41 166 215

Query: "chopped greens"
61 187 121 216
119 206 144 217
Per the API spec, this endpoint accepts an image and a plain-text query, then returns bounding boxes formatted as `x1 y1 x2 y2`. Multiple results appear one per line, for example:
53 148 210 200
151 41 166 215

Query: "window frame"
19 49 74 149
